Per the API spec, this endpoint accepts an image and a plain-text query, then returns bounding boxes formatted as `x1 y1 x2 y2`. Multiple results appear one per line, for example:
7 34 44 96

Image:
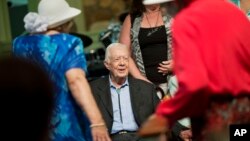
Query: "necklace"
145 11 160 36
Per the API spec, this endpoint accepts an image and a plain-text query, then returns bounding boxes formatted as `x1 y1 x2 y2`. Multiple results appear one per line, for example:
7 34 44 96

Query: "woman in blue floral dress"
12 0 111 141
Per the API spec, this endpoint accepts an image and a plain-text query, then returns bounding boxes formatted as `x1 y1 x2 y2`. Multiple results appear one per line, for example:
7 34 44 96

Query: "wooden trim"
0 0 12 43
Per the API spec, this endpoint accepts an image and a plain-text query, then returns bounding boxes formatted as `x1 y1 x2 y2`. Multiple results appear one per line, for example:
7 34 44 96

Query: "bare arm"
119 15 150 83
66 68 111 141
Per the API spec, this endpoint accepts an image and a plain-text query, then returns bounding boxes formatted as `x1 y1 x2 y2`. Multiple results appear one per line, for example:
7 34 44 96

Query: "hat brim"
48 7 81 28
70 32 93 47
143 0 174 5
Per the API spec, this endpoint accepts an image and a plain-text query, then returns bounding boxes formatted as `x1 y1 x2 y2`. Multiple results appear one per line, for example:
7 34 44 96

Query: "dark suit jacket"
90 76 160 134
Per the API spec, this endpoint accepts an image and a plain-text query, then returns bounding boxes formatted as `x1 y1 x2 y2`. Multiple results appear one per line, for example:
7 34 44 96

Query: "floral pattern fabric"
192 96 250 141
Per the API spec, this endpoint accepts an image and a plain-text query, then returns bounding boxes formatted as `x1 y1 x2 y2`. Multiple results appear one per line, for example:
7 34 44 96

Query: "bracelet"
90 123 105 128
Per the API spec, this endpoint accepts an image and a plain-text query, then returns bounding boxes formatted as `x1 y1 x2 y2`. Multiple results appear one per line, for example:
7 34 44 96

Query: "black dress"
138 25 168 84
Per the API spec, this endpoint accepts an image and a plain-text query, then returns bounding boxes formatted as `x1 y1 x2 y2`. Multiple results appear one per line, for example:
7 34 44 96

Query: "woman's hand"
66 69 111 141
158 60 174 75
179 129 192 141
91 125 111 141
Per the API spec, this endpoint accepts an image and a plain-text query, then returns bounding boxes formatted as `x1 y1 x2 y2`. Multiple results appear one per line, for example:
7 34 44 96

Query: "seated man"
90 43 160 141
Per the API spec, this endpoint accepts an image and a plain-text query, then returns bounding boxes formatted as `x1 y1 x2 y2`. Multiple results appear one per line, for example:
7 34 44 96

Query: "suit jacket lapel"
96 77 113 117
128 76 141 125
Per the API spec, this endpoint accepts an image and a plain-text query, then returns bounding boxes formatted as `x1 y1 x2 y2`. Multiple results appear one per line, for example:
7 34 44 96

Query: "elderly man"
90 43 160 141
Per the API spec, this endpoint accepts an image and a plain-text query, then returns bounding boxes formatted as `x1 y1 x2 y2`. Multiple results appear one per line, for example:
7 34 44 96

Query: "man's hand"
91 126 111 141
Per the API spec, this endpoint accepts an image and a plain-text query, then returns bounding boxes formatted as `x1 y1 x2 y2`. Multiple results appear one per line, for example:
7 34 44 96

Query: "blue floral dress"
13 33 92 141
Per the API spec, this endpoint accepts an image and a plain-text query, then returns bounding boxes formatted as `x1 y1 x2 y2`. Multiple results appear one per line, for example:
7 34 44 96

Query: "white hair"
104 43 128 62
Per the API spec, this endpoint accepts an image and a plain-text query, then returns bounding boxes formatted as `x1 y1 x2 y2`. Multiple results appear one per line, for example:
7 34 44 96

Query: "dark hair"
175 0 190 10
129 0 146 21
0 57 54 141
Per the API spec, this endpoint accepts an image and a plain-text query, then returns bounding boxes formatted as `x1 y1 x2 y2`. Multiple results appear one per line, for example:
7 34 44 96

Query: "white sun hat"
143 0 174 5
38 0 81 28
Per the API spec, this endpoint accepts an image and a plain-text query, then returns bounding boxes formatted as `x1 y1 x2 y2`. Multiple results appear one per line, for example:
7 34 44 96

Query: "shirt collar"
109 75 129 89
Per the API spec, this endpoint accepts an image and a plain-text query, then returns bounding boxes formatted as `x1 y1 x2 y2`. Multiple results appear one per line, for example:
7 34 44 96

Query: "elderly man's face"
105 47 129 80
